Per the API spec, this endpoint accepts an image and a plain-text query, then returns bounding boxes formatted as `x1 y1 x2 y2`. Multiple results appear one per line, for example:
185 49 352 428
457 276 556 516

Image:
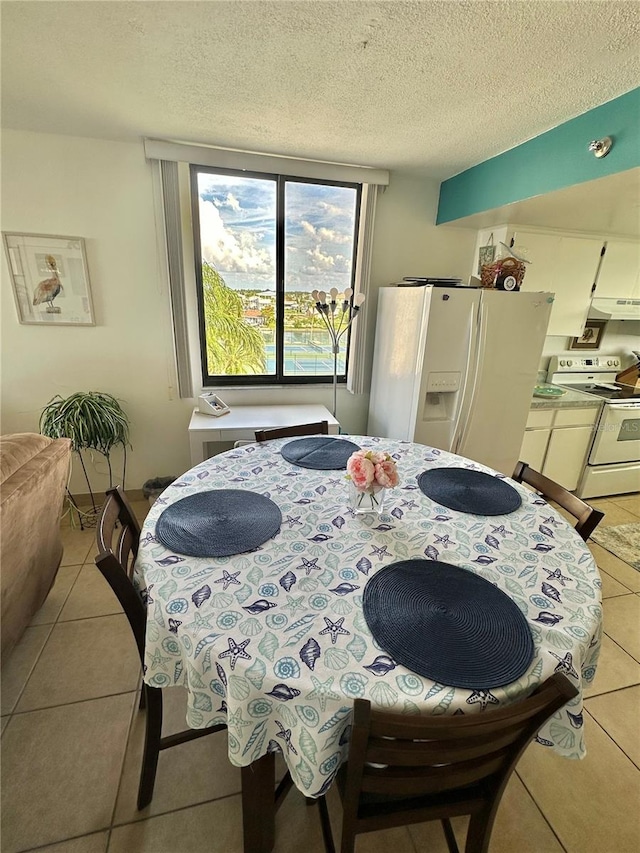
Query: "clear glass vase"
349 482 387 515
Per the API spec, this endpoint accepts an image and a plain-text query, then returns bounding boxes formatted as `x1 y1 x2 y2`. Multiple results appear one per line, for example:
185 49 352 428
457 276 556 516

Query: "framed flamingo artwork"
2 232 95 325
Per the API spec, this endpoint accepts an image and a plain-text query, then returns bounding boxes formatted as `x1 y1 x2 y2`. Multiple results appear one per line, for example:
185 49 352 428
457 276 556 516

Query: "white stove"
548 356 640 499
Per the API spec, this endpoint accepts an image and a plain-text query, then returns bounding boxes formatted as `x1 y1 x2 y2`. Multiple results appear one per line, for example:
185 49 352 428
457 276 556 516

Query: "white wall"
541 321 640 374
1 129 475 492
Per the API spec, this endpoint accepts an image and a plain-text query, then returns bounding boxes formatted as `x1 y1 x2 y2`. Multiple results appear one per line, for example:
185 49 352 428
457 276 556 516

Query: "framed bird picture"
2 232 95 326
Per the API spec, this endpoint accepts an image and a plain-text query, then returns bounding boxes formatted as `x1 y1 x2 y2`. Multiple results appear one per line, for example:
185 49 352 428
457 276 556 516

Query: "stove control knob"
567 359 573 367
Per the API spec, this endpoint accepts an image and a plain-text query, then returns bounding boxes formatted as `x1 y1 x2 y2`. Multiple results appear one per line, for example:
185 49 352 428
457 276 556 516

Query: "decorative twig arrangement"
311 287 365 418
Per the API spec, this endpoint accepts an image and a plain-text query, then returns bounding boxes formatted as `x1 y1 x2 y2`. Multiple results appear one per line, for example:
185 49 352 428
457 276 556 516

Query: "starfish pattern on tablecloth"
297 557 322 575
214 570 241 590
306 676 340 712
319 617 350 645
545 567 571 586
218 637 252 670
550 651 578 679
466 690 500 710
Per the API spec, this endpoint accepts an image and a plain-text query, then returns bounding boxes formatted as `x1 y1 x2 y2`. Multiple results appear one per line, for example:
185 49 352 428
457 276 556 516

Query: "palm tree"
201 262 266 374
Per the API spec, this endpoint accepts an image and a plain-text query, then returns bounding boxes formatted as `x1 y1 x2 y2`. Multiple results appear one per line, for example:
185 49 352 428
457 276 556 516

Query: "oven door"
590 403 640 465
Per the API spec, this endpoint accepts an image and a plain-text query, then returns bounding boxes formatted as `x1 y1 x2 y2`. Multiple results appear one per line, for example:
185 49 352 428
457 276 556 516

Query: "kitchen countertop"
530 383 602 410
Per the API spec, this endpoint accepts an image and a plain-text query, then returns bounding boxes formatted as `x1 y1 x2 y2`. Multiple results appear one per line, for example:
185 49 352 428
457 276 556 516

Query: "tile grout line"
515 770 570 853
106 688 142 850
4 556 86 716
583 707 640 773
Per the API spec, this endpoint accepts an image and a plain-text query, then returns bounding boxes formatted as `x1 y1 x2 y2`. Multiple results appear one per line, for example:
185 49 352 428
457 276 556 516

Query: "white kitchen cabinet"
519 407 599 491
512 231 603 336
542 426 594 491
520 427 551 472
594 240 640 299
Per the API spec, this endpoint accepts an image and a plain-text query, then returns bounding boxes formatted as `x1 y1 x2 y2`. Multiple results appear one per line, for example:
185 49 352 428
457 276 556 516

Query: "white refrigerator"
367 285 553 475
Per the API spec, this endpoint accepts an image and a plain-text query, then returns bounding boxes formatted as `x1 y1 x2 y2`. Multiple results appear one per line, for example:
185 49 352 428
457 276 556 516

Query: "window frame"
189 164 362 387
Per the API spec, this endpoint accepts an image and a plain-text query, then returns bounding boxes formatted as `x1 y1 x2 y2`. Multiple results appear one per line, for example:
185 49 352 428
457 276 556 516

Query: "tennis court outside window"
190 165 361 386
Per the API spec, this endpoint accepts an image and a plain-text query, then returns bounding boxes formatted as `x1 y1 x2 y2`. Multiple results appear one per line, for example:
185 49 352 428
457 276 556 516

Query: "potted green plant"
40 391 131 523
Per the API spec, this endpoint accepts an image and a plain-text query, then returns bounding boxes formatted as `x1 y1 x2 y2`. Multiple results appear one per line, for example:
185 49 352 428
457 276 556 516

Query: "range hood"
588 297 640 321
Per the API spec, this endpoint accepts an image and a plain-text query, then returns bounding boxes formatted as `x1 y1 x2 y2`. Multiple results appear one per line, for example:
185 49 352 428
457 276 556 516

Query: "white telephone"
198 393 231 417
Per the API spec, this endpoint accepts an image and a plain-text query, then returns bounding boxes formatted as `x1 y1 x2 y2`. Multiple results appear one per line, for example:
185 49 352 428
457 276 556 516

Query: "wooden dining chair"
512 461 604 541
95 486 227 809
316 673 578 853
254 420 329 442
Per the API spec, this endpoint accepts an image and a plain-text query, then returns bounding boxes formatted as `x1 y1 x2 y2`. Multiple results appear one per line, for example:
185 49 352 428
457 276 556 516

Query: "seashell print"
347 634 367 662
168 618 182 633
155 555 184 566
315 485 327 495
245 658 267 690
541 582 561 602
240 617 263 637
216 662 227 687
332 516 345 529
391 507 403 519
251 467 263 474
279 571 297 592
433 514 452 521
356 557 372 575
535 736 554 747
243 599 277 614
300 637 321 671
364 655 397 676
533 611 564 626
532 543 554 552
372 522 394 531
324 648 350 670
196 471 209 479
266 683 301 701
308 533 332 542
539 524 555 538
330 599 353 616
192 585 212 608
329 582 360 595
567 710 583 728
485 535 500 550
294 498 312 504
473 555 497 565
424 545 439 561
370 681 399 708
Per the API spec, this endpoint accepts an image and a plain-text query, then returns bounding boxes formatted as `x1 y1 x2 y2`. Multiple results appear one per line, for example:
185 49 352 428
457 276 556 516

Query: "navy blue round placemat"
280 436 361 470
363 559 534 689
417 467 522 515
156 490 282 557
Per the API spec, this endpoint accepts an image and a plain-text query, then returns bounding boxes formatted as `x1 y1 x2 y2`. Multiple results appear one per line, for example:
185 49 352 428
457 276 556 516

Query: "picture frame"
477 244 496 275
568 319 607 350
2 232 95 326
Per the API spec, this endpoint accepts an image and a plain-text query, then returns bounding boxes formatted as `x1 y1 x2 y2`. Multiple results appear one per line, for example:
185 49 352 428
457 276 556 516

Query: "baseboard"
68 488 145 507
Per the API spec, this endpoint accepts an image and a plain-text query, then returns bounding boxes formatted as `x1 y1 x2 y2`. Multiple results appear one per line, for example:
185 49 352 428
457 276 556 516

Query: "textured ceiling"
1 1 639 177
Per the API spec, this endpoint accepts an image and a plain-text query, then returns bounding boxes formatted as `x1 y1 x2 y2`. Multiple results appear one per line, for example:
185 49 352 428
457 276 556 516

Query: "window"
190 165 361 385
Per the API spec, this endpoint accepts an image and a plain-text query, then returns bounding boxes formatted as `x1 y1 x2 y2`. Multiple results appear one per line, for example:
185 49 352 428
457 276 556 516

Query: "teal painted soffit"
437 87 640 224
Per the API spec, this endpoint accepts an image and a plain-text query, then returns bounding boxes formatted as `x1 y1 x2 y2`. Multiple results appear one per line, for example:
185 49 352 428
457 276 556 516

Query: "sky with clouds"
197 172 357 293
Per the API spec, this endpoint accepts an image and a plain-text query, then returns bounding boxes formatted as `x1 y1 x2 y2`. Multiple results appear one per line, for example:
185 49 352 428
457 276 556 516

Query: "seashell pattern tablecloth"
134 437 602 798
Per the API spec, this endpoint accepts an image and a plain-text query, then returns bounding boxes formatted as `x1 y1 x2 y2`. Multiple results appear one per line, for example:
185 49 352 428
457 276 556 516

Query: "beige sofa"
1 433 71 661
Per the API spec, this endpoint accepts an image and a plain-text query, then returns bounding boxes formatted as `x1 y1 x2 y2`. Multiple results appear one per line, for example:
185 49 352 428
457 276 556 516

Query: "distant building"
244 309 265 326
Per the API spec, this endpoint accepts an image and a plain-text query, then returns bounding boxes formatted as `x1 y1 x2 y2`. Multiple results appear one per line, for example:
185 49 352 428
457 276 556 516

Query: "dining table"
133 434 602 852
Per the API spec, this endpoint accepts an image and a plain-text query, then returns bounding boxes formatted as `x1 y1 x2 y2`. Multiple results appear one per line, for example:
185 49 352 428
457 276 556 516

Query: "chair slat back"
349 674 577 801
512 461 604 540
255 421 329 442
95 486 146 661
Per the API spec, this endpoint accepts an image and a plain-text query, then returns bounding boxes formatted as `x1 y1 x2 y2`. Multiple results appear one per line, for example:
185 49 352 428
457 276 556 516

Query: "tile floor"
2 496 639 853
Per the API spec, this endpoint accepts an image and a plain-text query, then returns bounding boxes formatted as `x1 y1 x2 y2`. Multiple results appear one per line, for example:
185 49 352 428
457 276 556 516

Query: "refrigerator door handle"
452 300 481 454
457 298 488 454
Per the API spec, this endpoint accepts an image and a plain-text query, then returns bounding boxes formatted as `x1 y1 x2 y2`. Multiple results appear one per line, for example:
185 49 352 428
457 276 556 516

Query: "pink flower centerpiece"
346 449 400 513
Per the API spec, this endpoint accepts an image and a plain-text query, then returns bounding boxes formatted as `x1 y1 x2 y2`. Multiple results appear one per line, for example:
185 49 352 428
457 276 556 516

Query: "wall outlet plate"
198 393 231 417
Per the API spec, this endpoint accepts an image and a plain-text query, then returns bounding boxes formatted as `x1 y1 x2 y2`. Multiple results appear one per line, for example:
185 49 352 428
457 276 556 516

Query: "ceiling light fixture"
588 136 613 158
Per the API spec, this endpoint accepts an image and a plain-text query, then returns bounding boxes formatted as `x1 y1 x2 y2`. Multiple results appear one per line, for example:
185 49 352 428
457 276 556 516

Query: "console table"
188 404 339 465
